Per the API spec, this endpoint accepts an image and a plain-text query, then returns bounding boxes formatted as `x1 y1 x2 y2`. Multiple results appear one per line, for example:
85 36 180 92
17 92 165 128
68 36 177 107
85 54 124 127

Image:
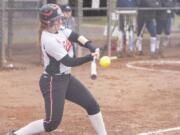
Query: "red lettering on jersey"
56 38 72 52
64 40 72 52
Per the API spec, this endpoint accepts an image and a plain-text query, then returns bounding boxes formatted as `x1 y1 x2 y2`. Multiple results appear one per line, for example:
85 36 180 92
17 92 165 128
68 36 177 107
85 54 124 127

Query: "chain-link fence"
0 0 111 68
0 0 180 68
0 0 41 67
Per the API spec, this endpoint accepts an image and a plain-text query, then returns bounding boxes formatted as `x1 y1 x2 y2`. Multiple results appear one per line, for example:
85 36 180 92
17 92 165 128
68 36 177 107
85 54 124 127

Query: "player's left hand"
91 48 100 60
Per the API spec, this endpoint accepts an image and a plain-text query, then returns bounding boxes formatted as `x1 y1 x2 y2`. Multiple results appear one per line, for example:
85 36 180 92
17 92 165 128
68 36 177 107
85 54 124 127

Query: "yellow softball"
99 56 111 68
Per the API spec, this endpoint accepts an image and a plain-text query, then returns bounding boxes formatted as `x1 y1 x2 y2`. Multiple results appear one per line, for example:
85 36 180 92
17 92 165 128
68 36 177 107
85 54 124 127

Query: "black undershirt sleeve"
68 31 96 52
68 31 79 43
60 54 93 67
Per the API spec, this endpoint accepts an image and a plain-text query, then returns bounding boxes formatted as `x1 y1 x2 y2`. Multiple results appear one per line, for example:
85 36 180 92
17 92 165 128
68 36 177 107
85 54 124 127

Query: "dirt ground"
1 41 180 135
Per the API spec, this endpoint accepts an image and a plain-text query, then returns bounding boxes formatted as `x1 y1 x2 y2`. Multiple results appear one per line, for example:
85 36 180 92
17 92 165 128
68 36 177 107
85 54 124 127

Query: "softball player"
156 0 178 51
136 0 161 56
7 4 107 135
116 0 137 57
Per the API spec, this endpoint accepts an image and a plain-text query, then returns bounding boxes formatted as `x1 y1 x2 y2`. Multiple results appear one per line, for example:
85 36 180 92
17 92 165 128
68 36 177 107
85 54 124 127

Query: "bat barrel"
91 57 97 80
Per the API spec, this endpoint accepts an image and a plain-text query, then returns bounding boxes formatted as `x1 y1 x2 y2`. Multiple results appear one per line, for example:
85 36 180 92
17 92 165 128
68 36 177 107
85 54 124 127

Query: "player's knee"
86 101 100 115
44 119 61 132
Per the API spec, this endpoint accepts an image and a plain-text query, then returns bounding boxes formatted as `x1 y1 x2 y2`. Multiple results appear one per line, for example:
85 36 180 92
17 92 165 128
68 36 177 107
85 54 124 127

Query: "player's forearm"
68 31 96 52
60 54 93 67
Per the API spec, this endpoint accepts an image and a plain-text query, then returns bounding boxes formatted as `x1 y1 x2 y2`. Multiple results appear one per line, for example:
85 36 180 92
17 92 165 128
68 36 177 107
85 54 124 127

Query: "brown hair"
38 23 48 65
38 20 57 46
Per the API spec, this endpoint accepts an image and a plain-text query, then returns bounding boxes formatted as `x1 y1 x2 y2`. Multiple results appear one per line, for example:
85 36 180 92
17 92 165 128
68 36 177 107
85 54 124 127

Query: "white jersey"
41 27 74 74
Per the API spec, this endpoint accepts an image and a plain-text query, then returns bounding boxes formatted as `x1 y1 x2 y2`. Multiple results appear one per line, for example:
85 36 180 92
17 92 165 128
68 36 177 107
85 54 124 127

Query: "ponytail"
38 23 47 65
38 23 47 46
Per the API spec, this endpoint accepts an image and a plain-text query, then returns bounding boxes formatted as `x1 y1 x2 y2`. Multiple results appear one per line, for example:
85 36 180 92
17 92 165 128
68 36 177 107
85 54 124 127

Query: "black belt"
43 72 70 76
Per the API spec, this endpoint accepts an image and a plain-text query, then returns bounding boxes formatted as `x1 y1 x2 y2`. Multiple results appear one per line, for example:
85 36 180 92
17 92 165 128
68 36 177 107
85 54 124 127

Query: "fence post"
7 0 14 59
0 0 5 68
106 0 112 57
76 0 83 57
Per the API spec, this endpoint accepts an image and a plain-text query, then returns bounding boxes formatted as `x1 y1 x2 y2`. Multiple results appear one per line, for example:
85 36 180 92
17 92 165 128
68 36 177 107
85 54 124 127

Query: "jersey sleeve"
44 38 68 61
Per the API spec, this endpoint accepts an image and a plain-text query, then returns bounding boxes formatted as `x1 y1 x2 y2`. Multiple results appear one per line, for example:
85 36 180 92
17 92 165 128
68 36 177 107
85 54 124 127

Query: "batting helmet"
39 4 63 25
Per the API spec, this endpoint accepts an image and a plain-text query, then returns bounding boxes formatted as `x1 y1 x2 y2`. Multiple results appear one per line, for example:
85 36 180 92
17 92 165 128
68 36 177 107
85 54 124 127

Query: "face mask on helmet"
39 4 64 26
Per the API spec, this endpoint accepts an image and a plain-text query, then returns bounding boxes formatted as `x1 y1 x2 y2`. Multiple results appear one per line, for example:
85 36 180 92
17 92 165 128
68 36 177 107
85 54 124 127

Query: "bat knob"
91 74 97 80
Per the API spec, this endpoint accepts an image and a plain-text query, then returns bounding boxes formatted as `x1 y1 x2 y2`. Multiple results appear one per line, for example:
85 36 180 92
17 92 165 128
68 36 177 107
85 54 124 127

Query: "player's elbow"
86 101 100 115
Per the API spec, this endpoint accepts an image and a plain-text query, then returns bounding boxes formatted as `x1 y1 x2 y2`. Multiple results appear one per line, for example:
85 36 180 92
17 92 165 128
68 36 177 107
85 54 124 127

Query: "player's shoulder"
59 26 72 37
41 31 57 45
42 31 54 40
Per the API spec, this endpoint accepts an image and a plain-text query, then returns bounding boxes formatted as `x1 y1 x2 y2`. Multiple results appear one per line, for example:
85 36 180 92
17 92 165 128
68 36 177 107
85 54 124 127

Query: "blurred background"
0 0 180 67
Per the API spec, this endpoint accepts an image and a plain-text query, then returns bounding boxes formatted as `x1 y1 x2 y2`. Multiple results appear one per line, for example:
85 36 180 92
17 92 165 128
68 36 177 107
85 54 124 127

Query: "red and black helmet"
39 4 63 25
